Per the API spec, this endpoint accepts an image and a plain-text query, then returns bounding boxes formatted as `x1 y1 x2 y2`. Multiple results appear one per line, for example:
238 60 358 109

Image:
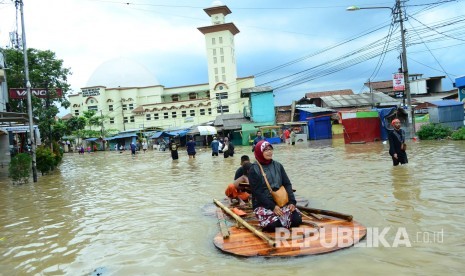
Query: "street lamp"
347 0 415 137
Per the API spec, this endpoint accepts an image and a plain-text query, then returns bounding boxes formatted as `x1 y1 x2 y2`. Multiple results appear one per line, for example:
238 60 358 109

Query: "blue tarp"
374 107 396 141
85 137 99 141
106 133 138 140
150 129 190 139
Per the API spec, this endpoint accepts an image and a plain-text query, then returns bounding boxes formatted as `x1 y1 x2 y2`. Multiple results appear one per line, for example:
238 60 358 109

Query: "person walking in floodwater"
169 139 179 160
186 137 196 159
388 118 408 166
130 142 137 156
211 136 220 156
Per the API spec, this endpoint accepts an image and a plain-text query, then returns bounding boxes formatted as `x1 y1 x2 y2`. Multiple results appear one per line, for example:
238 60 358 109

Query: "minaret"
198 1 240 115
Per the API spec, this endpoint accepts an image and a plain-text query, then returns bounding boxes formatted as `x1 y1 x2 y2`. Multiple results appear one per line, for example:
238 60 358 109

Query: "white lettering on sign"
82 88 100 97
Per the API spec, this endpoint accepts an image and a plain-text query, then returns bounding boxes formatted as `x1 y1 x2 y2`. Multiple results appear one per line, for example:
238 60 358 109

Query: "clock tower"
198 2 242 115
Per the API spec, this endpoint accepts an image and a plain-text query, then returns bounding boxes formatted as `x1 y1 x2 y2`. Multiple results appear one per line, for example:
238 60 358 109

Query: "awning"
197 126 217 135
85 137 99 141
166 129 189 137
151 131 164 139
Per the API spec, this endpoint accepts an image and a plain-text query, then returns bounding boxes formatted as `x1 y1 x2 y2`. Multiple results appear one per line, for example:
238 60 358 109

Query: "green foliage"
52 141 63 166
8 153 32 184
417 123 453 140
36 146 56 175
65 116 86 133
451 127 465 140
4 48 72 147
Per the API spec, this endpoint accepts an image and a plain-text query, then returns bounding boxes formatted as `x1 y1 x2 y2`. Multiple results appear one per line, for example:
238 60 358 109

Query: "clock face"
219 86 223 90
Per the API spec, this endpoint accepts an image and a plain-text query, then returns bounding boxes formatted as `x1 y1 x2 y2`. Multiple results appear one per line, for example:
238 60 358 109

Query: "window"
88 106 98 111
109 117 115 124
128 103 134 110
189 93 197 100
217 106 229 113
182 110 187 117
154 113 159 120
206 91 210 98
215 92 228 99
172 94 179 102
109 105 113 111
74 110 79 116
219 36 223 44
214 68 218 74
200 109 205 115
221 67 225 74
122 104 127 111
213 49 216 56
215 76 219 82
146 114 151 121
208 108 212 115
212 37 216 45
130 116 135 123
220 48 224 55
124 117 128 123
213 57 217 64
172 111 177 118
190 110 195 116
164 112 169 119
220 56 224 63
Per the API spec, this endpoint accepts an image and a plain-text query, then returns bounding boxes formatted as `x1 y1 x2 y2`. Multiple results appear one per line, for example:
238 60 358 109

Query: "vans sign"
9 88 63 99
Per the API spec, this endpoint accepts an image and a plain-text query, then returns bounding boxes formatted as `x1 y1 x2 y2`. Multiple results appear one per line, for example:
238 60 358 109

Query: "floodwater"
1 139 464 275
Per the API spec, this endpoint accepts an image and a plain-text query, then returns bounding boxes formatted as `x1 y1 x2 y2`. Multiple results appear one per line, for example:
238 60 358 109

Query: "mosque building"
67 1 255 133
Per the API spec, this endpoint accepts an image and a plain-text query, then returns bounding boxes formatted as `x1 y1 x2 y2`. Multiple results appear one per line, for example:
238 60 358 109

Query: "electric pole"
397 0 415 136
17 0 37 182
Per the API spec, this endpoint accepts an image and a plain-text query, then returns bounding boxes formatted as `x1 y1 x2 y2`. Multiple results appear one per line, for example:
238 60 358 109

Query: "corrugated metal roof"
321 92 399 108
305 89 353 99
428 100 464 107
241 86 273 94
296 104 335 113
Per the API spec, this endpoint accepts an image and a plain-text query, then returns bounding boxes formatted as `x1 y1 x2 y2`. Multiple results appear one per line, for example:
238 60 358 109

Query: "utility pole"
121 98 126 131
100 109 105 151
17 0 37 182
397 0 415 136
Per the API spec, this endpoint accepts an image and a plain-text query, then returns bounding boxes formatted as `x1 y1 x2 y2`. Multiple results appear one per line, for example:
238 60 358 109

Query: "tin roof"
321 92 400 108
305 89 353 99
296 104 335 113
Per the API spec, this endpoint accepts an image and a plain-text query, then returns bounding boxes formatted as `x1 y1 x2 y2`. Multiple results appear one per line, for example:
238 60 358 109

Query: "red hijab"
254 140 273 165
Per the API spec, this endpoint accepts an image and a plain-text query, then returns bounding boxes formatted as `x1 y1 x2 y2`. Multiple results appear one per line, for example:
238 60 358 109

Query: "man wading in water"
388 118 408 166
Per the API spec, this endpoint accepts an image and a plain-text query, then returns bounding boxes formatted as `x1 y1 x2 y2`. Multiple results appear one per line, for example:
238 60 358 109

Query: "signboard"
82 88 100 97
9 88 63 99
392 73 405 91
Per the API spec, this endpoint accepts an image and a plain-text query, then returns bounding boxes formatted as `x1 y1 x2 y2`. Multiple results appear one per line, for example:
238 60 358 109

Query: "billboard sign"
9 88 63 99
392 73 405 91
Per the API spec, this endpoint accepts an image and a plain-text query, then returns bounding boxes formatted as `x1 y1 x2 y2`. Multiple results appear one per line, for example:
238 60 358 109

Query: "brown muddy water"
1 139 464 275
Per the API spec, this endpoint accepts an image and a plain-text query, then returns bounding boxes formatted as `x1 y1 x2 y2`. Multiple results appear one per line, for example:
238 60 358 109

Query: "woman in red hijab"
248 140 301 232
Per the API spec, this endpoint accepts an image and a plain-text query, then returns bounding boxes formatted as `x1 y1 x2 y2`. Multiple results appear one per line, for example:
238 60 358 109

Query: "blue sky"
1 0 464 112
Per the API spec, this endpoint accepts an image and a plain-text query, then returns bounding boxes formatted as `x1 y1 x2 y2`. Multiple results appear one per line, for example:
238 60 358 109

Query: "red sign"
392 73 405 91
9 88 63 99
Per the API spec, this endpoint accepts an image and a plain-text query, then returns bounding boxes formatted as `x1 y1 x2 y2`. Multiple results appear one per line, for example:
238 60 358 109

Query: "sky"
1 0 464 115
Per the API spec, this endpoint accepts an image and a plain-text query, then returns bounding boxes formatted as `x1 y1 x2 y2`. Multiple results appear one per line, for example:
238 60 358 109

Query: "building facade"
68 2 255 133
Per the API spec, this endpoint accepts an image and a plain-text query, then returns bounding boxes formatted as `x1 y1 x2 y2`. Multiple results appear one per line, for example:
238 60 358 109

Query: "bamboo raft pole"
216 208 230 239
296 205 353 222
213 198 276 248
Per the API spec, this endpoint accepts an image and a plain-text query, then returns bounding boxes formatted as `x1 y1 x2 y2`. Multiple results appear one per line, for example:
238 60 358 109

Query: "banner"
392 73 405 91
9 88 63 99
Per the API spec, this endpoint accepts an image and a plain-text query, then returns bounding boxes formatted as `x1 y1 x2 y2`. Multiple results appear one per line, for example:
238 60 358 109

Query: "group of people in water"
224 140 302 232
221 118 408 233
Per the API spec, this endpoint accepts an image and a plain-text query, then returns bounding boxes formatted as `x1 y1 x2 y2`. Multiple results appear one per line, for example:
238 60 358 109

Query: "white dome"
211 1 223 7
86 57 159 88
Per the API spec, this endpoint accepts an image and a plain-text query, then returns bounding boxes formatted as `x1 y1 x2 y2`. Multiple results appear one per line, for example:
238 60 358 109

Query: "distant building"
67 2 255 133
365 74 446 98
241 86 275 124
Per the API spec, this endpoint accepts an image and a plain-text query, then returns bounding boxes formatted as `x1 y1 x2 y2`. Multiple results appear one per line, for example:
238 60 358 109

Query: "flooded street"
1 139 464 275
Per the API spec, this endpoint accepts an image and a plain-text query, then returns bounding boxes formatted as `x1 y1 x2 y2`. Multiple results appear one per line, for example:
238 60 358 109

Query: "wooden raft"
213 202 367 257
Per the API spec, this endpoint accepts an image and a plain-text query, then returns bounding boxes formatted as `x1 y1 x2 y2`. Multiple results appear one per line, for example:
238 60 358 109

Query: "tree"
3 47 71 146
